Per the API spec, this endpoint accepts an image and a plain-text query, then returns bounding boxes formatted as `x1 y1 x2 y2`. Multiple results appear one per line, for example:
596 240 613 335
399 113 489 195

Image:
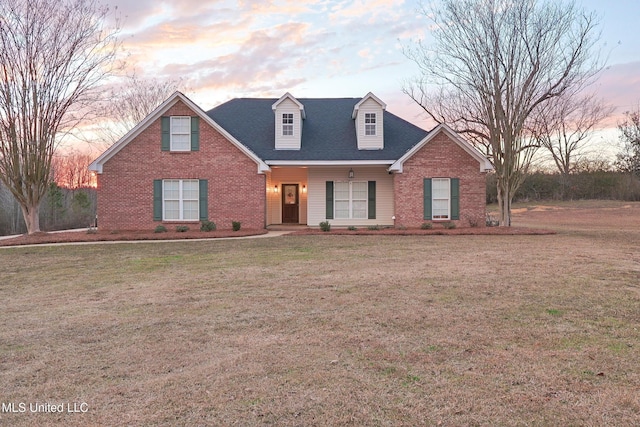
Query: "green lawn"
1 201 639 426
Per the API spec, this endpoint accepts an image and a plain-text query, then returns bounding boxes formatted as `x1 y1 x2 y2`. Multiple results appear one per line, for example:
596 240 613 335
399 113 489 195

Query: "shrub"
367 224 380 230
467 216 479 227
200 220 216 232
154 225 168 233
232 221 241 231
442 221 456 229
175 225 189 232
421 222 433 230
347 226 357 231
486 213 499 227
319 221 331 232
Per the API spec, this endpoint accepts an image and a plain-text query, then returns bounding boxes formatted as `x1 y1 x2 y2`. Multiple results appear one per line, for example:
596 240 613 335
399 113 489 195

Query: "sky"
104 0 640 156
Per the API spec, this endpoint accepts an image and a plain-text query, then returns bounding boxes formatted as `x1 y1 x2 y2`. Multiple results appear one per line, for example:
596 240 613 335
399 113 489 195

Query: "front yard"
0 201 638 426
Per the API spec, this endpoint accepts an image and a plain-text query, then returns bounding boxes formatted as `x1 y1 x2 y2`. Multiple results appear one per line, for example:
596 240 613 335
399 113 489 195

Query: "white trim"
169 116 191 151
89 91 270 174
389 123 493 173
272 92 306 119
334 180 368 219
266 160 395 166
352 92 386 119
431 177 451 220
163 179 199 221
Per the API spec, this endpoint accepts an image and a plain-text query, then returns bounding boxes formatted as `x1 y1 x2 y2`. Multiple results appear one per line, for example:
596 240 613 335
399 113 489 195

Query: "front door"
282 184 299 223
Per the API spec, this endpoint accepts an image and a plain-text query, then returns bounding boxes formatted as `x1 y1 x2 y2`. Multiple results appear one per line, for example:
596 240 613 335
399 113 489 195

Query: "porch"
265 166 395 228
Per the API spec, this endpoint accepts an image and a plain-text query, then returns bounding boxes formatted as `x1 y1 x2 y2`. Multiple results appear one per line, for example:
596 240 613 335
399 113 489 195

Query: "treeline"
487 171 640 203
0 182 96 236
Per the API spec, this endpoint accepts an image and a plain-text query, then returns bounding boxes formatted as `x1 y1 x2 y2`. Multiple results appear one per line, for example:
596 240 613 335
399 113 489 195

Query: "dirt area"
0 216 557 247
0 228 268 246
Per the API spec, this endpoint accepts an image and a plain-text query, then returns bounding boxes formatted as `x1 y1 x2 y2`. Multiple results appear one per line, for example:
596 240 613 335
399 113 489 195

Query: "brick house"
89 91 492 230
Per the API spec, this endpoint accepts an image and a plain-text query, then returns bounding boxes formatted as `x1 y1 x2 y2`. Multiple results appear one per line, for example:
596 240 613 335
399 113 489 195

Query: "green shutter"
423 178 432 220
161 117 170 151
368 181 376 219
199 179 208 220
153 180 163 220
325 181 334 219
191 116 200 151
451 178 460 220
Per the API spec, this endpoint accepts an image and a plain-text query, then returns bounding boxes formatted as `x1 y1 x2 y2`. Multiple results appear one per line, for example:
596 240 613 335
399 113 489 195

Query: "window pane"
283 125 293 136
335 201 349 219
432 179 450 198
334 182 349 200
183 201 199 220
365 125 376 136
182 180 199 200
171 134 190 151
352 182 367 200
164 200 180 220
164 180 179 199
433 200 449 219
352 200 367 219
171 117 190 133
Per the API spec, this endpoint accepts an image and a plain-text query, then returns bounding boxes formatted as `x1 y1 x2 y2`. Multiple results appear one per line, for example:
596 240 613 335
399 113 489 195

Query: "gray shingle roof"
206 97 429 162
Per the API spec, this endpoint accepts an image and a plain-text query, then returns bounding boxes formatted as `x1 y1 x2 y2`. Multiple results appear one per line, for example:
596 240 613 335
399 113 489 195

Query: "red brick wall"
97 100 266 231
393 131 487 228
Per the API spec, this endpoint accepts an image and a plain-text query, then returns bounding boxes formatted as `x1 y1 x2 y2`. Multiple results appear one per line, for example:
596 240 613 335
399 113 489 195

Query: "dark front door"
282 184 299 223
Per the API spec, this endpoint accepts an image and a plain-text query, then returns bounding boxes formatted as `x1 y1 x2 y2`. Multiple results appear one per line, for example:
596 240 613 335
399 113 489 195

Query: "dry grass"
1 201 639 426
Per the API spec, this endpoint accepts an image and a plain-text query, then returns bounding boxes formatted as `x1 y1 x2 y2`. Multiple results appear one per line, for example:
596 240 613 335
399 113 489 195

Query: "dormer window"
282 113 294 136
353 93 385 150
273 93 305 150
365 113 376 136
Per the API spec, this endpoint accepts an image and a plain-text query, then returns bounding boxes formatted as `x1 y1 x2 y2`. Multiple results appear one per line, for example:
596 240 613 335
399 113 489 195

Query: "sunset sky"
105 0 640 155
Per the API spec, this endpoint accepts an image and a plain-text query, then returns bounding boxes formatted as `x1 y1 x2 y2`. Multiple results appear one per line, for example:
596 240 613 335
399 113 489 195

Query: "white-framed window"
282 113 294 136
335 181 367 219
432 178 450 219
163 179 199 221
170 116 191 151
365 113 376 136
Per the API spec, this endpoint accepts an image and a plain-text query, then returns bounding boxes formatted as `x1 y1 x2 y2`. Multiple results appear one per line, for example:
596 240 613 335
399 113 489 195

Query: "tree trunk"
20 202 41 235
497 180 512 227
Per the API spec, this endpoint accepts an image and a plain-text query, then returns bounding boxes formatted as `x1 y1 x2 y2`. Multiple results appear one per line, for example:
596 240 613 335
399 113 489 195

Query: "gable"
89 92 269 174
389 124 493 173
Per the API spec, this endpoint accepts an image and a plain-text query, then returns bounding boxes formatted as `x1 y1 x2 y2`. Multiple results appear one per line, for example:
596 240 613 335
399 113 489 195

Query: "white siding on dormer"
274 98 302 150
355 97 384 150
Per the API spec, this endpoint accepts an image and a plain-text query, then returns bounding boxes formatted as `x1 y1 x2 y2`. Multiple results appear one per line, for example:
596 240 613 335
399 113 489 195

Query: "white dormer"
272 93 305 150
352 92 386 150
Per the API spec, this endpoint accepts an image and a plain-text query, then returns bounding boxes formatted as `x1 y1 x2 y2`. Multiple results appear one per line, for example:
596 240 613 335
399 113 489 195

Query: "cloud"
158 22 325 96
106 0 425 108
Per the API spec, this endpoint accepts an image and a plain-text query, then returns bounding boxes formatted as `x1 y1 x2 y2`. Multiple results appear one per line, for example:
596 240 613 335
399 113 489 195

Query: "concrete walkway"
0 230 294 249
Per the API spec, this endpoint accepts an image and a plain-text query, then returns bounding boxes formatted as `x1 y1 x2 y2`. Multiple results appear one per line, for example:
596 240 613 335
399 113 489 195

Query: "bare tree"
615 107 640 176
404 0 602 225
531 93 613 177
51 151 96 189
96 74 186 148
0 0 120 234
